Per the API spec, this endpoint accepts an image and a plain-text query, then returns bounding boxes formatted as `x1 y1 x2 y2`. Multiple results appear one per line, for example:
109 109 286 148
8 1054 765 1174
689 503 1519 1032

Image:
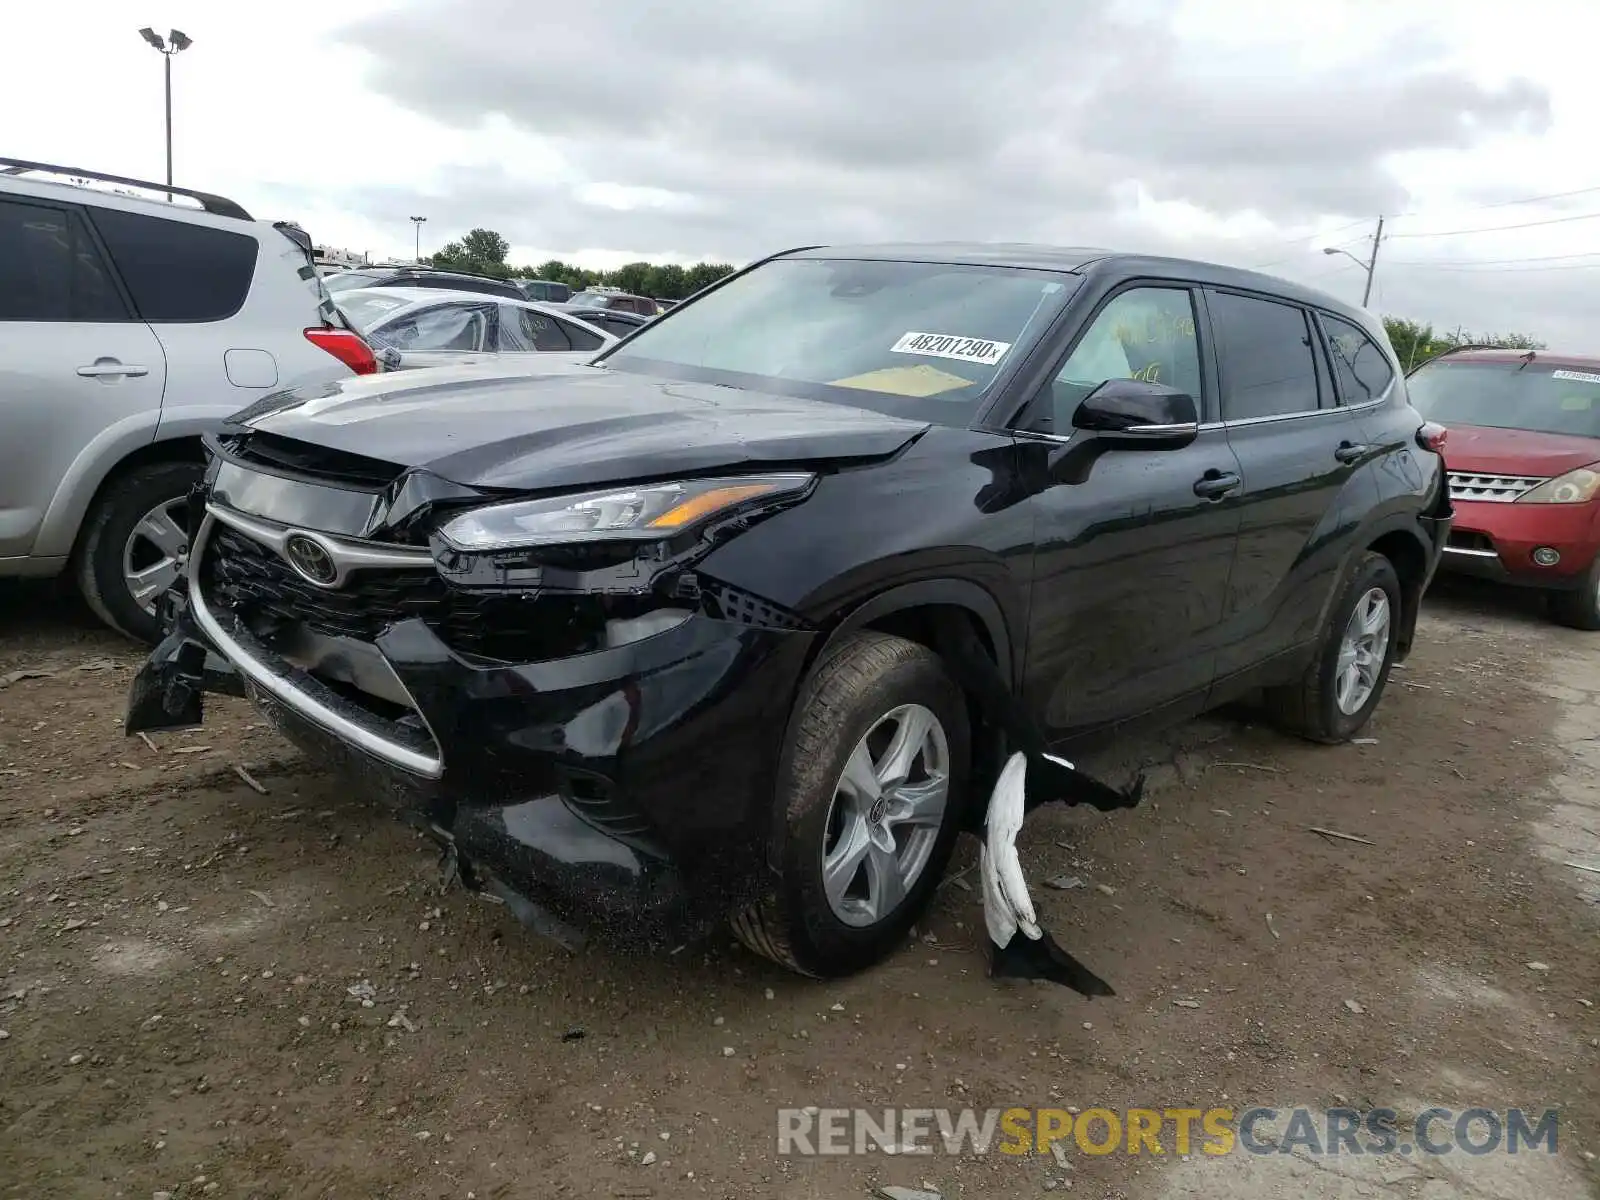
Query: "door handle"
77 361 150 379
1193 470 1242 500
1335 440 1373 464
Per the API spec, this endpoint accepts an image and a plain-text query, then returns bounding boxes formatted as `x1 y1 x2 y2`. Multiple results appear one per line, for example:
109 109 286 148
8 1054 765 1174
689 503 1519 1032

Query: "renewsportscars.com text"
776 1106 1559 1158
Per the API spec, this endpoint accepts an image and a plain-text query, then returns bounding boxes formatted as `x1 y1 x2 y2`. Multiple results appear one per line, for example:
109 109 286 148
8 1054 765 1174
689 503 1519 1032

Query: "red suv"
1408 348 1600 628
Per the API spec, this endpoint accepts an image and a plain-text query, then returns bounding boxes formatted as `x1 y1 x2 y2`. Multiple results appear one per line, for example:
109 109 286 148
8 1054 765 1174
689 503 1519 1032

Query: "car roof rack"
0 157 253 221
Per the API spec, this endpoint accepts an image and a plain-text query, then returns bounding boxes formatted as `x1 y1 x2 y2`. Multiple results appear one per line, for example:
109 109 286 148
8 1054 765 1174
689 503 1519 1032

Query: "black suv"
322 265 523 300
128 244 1452 977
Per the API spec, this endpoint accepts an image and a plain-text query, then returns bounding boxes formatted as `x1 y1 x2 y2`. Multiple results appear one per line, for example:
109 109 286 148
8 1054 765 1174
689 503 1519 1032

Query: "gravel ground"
1 576 1597 1200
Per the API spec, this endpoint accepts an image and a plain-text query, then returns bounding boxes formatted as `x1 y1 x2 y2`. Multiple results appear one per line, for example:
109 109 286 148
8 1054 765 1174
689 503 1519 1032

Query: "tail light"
1416 422 1448 453
304 327 377 375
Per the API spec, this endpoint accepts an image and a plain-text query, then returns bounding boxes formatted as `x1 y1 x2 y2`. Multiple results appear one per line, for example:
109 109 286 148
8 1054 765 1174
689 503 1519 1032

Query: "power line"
1395 182 1600 217
1383 259 1600 274
1387 209 1600 239
1247 230 1371 270
1386 250 1600 267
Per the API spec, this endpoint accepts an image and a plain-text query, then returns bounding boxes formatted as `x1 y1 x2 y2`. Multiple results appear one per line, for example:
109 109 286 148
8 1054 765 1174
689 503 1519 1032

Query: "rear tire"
1548 558 1600 630
75 460 202 644
1266 552 1402 744
731 632 970 977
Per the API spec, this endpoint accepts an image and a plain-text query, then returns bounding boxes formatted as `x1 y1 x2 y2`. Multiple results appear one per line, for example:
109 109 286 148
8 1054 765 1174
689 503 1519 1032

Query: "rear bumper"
127 566 816 950
1438 498 1600 589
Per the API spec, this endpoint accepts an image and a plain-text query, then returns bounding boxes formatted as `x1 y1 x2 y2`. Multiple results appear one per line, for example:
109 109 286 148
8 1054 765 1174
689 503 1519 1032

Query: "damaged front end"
125 447 821 952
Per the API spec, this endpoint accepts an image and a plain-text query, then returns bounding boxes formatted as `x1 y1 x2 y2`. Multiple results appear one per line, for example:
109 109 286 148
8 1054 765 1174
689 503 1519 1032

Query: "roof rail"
0 157 252 221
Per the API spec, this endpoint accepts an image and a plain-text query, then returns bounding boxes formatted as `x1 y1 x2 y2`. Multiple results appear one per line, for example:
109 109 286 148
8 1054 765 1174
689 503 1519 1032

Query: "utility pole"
1321 214 1385 308
138 29 192 201
1361 215 1384 307
410 216 427 263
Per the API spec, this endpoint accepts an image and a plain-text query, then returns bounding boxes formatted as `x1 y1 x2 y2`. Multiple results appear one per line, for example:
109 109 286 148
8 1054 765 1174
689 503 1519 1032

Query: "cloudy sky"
7 0 1599 347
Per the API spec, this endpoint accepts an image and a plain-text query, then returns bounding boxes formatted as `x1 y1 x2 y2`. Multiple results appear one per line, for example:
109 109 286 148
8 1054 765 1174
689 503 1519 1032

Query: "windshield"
323 272 380 294
1408 360 1600 439
568 292 610 307
335 289 416 331
601 257 1078 420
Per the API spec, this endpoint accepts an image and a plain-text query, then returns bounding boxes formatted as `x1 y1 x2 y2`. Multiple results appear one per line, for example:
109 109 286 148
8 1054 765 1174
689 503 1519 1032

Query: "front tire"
731 632 970 977
75 460 202 644
1267 551 1402 744
1548 557 1600 630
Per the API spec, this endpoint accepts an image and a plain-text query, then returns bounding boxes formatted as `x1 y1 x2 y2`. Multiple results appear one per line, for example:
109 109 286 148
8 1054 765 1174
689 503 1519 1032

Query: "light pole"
138 28 192 201
410 216 427 263
1322 215 1384 307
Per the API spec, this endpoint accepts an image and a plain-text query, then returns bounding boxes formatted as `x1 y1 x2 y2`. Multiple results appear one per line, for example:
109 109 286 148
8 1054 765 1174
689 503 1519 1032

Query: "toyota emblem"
283 533 339 587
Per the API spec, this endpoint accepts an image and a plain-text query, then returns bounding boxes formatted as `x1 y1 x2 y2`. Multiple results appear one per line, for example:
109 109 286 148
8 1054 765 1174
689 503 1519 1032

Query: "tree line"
427 228 735 300
422 228 1549 356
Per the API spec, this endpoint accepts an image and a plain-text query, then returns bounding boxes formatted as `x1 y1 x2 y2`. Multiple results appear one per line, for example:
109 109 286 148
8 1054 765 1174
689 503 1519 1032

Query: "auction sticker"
1552 369 1600 385
890 331 1011 366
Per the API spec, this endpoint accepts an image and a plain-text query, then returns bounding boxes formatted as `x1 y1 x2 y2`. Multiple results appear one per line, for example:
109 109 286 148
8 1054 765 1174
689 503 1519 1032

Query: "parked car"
1407 347 1600 627
322 265 524 301
0 157 373 643
127 243 1451 978
566 288 659 316
554 305 651 339
335 287 615 370
514 278 572 304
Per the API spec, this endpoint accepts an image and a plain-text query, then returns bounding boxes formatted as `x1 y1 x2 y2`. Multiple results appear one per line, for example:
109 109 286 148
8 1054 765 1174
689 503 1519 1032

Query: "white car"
0 157 370 643
335 288 617 370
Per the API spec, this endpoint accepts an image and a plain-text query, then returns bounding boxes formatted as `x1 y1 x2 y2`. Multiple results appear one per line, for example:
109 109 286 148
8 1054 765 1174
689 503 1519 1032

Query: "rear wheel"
1266 551 1401 744
1548 558 1600 630
731 632 970 977
75 460 202 644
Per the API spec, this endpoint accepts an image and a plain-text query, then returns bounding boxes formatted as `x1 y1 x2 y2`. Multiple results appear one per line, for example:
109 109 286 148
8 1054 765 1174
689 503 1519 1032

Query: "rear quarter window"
87 207 258 322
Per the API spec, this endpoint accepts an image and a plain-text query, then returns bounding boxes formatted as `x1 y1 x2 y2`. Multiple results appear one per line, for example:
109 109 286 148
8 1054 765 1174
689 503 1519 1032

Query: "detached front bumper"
1437 498 1600 589
128 565 816 950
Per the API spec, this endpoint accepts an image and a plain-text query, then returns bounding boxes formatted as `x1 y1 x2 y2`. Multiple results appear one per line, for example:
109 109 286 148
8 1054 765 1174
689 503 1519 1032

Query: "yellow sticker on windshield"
830 363 976 398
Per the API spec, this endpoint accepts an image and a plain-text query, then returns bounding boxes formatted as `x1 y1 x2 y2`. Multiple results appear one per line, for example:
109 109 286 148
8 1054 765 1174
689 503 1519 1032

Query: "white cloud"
5 0 1598 347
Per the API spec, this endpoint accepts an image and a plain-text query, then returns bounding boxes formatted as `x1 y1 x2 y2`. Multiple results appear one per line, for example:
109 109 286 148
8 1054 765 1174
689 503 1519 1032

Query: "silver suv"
0 158 374 642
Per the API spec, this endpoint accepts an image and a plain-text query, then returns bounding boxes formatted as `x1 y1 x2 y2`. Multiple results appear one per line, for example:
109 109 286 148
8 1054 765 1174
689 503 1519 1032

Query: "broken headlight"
435 473 816 551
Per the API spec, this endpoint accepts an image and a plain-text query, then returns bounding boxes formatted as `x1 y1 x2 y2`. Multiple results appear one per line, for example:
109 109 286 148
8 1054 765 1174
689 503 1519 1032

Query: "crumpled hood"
230 364 930 491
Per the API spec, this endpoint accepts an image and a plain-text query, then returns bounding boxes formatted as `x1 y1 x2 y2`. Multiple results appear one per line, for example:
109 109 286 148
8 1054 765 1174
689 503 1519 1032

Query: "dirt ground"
1 575 1597 1200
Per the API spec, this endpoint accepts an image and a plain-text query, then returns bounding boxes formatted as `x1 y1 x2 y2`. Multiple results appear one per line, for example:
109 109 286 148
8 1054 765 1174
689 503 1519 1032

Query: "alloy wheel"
1334 586 1391 715
121 497 189 615
820 703 950 928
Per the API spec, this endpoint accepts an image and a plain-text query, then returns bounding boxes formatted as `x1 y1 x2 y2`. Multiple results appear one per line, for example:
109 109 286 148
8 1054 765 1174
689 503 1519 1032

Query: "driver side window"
1042 287 1201 434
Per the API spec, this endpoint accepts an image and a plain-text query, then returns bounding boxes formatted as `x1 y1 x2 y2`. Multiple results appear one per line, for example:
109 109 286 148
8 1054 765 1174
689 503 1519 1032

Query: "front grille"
202 525 456 643
200 524 629 661
1447 471 1545 503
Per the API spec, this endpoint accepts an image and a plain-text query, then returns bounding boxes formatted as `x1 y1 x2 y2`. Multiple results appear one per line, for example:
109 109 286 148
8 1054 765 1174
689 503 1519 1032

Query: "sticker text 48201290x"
890 331 1012 367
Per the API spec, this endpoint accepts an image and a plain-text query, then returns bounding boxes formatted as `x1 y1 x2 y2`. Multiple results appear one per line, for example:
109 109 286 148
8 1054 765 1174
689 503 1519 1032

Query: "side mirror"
1071 378 1200 450
379 346 404 371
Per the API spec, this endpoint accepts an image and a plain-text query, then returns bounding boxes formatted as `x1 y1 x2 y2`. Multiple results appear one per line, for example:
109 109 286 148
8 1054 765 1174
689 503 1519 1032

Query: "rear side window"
88 207 257 322
559 315 604 351
1320 314 1395 405
0 198 128 322
1209 291 1321 420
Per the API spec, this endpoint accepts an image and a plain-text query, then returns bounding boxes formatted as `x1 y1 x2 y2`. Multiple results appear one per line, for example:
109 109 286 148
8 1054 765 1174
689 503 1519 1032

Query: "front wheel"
731 632 970 977
1548 557 1600 630
75 460 202 644
1266 551 1402 744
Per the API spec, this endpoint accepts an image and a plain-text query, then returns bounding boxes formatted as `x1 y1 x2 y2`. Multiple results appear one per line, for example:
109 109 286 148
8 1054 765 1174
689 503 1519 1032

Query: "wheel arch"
36 432 207 562
1359 519 1432 661
792 578 1018 839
